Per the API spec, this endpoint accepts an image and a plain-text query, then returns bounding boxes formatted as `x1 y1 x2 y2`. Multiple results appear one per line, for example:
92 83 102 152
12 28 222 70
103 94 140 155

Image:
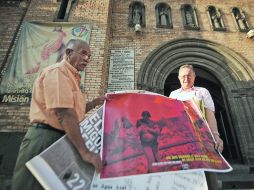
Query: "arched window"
128 1 145 28
232 7 249 32
207 6 226 31
181 4 199 30
155 3 172 29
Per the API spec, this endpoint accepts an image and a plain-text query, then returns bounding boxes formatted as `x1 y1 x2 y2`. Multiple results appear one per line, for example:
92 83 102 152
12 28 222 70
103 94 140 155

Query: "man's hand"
214 135 224 153
86 95 107 112
93 95 107 107
81 151 102 172
205 109 223 153
54 108 102 171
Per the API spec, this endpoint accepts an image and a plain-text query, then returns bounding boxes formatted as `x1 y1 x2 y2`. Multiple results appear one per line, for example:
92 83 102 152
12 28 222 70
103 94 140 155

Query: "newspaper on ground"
91 170 208 190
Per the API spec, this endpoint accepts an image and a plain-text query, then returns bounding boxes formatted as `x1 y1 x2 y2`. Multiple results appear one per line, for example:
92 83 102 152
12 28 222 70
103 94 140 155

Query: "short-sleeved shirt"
169 86 215 112
29 60 86 130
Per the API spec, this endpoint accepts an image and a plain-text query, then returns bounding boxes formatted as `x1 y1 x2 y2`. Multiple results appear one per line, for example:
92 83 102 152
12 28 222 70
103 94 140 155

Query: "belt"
32 123 65 134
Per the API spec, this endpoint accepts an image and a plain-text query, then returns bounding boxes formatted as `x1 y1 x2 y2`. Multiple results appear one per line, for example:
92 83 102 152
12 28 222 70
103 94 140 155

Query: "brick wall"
1 0 253 132
0 0 253 130
0 0 111 132
71 0 111 100
0 2 30 132
109 0 254 84
108 0 254 165
0 2 26 77
0 0 253 187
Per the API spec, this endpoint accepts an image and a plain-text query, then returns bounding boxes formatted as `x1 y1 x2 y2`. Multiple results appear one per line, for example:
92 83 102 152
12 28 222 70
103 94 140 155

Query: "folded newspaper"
26 106 103 190
26 91 232 190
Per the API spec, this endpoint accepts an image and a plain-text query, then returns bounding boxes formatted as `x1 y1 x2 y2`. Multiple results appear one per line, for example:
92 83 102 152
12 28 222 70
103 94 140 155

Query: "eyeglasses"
179 75 194 79
70 49 91 60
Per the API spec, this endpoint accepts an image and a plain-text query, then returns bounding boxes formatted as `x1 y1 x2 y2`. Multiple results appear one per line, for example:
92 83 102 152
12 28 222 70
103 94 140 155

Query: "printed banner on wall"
101 92 232 179
0 21 92 105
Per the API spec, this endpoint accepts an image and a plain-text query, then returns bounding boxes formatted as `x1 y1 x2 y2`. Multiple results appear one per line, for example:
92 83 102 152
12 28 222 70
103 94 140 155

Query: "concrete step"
218 164 254 190
218 177 254 189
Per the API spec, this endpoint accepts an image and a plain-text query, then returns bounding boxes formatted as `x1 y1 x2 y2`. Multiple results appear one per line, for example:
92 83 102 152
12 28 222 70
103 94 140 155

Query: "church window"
232 7 249 32
207 6 226 31
181 4 200 30
128 1 146 28
155 3 172 29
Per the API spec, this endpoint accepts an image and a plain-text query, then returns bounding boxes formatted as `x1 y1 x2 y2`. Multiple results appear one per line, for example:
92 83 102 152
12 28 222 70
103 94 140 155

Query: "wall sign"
107 49 134 92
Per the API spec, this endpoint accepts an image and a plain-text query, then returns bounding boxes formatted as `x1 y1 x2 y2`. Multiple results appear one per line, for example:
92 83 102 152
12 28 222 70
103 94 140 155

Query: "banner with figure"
0 21 92 105
101 92 232 179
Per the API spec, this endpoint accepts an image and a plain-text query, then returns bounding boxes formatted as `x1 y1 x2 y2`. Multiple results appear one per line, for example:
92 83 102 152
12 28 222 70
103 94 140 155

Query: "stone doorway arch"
137 38 254 164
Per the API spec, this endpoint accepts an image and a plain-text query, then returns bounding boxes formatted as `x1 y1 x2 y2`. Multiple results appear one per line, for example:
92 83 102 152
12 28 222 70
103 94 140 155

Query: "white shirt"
169 86 215 112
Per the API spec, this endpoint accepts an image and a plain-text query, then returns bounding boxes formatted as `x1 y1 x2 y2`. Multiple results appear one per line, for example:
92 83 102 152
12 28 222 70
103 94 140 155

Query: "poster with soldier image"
101 92 232 179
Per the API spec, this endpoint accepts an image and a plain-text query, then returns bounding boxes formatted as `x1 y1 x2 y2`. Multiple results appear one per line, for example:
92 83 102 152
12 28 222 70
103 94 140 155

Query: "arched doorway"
164 67 241 162
137 38 254 164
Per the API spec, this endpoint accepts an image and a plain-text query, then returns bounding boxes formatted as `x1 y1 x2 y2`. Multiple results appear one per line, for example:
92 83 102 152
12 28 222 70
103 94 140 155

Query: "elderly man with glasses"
169 64 223 190
12 39 105 190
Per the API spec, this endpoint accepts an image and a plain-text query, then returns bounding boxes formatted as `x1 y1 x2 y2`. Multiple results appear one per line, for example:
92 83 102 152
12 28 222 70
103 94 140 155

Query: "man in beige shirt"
12 39 105 190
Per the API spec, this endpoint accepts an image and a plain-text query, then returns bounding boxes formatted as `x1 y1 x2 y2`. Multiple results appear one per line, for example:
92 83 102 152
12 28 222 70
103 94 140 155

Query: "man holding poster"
169 64 223 190
101 91 231 179
12 39 105 190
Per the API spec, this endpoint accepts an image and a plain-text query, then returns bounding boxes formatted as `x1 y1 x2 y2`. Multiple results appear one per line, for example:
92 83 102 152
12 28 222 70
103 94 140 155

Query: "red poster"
101 92 232 178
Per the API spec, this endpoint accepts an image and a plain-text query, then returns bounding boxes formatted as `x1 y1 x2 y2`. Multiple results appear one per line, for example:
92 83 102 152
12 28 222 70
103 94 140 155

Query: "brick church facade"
0 0 253 189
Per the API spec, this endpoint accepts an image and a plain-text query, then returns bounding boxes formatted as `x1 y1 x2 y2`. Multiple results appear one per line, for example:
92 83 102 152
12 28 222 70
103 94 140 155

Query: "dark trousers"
11 125 64 190
205 171 219 190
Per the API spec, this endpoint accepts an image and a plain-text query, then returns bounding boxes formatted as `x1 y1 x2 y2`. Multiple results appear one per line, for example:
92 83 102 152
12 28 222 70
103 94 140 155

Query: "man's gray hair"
66 39 89 51
178 64 196 75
